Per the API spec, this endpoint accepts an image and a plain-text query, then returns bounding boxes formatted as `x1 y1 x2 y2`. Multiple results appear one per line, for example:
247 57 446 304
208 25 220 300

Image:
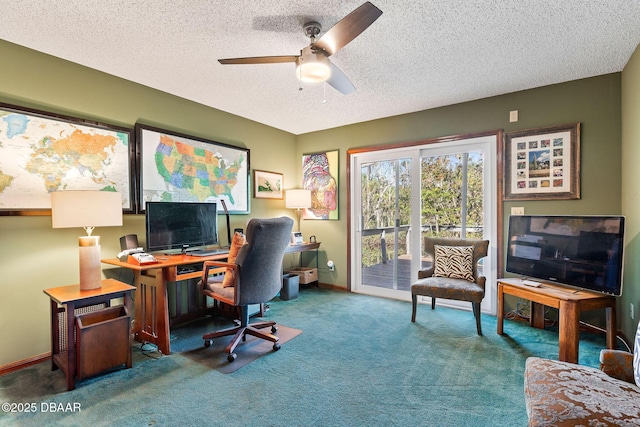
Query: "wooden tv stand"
497 278 616 363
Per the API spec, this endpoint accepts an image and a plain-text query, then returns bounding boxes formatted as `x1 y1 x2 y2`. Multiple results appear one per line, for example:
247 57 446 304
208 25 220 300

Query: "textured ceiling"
1 1 640 135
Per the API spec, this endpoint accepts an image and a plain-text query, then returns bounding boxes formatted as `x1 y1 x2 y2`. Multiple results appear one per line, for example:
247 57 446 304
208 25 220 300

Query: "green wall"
0 40 297 366
0 37 634 367
297 74 623 295
622 43 640 343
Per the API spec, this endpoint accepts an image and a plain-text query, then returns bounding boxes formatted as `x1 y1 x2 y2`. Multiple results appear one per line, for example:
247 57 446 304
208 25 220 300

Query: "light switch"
509 110 518 122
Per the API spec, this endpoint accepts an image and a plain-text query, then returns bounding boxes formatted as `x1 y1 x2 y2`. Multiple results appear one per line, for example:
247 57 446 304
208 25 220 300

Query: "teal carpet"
0 288 608 426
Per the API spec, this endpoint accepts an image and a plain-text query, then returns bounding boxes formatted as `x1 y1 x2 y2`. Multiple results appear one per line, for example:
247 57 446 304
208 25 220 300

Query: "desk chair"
411 237 489 335
198 216 293 362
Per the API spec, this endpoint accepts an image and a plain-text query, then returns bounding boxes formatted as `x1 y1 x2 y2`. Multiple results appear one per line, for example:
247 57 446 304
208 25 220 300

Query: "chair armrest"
199 261 237 296
201 261 234 280
418 269 434 279
600 349 635 384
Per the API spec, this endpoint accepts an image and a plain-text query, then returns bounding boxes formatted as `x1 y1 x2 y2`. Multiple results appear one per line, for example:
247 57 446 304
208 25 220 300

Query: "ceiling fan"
218 2 383 95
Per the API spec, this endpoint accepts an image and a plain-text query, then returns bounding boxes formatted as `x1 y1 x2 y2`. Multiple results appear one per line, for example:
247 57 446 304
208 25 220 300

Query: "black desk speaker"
119 234 139 250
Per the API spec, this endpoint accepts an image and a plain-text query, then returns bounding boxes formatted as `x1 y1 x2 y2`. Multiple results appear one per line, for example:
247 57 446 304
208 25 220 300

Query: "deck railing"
361 225 483 264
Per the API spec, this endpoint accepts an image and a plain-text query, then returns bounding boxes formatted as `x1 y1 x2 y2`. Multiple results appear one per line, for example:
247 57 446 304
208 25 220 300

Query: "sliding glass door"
350 135 497 313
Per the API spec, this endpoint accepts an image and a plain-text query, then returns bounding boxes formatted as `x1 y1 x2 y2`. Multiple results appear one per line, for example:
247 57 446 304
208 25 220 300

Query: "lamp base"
79 236 102 291
296 208 303 232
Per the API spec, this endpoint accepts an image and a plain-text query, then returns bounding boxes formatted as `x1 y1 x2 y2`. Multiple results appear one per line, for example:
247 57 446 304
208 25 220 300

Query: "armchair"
524 332 640 425
600 348 636 383
198 216 293 362
411 237 489 335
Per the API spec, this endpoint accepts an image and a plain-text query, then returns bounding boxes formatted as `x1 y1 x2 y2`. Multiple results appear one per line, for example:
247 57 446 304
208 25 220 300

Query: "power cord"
579 321 631 353
504 301 557 327
132 342 162 360
504 300 631 352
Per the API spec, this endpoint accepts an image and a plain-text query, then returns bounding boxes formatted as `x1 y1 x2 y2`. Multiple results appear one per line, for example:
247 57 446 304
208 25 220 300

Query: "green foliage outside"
361 153 484 267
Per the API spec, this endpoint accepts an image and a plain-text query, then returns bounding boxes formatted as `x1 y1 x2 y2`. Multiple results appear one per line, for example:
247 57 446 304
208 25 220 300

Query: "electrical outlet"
511 207 525 215
631 303 635 320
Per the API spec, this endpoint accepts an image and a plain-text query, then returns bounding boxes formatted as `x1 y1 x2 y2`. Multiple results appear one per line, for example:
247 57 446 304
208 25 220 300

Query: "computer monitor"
145 201 218 253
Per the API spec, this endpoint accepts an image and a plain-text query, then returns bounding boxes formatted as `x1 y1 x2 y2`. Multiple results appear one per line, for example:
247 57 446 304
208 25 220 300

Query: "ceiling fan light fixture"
296 50 331 83
218 2 383 94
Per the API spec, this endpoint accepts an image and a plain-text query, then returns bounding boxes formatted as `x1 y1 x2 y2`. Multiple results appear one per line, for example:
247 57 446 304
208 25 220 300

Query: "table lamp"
285 189 311 232
51 191 123 290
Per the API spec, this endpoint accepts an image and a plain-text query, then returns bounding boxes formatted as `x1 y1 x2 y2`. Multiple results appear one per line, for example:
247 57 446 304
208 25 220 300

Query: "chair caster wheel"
271 325 278 333
273 343 281 351
204 339 212 348
228 353 237 362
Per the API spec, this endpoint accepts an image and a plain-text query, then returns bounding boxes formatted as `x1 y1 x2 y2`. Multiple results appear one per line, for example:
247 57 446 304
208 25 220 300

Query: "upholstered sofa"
524 350 640 426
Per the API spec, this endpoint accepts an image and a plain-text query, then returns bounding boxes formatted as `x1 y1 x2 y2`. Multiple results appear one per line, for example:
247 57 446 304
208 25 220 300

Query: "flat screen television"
506 215 625 296
145 201 218 253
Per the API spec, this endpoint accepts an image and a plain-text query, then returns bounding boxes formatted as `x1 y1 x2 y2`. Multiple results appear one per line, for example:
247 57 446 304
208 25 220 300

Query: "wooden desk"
102 242 320 355
102 253 227 355
286 241 320 256
43 279 135 390
287 241 321 275
497 278 616 363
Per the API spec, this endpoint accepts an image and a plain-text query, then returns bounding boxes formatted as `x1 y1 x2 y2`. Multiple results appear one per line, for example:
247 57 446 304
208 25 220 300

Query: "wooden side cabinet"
76 305 131 379
43 279 135 390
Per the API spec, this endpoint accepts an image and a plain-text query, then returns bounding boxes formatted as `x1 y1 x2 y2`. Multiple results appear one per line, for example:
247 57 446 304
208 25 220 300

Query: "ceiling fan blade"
327 62 355 95
218 55 298 65
313 2 382 56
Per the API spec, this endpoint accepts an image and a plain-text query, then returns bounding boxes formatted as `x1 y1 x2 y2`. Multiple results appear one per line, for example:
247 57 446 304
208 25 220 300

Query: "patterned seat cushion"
201 275 236 300
411 276 484 303
525 357 640 426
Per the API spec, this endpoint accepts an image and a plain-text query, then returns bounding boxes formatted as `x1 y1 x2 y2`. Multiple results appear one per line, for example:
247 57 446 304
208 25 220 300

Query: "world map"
140 129 248 213
0 109 131 210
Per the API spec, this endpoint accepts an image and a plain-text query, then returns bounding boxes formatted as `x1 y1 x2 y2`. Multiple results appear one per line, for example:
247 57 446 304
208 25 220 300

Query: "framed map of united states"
0 103 134 214
135 124 250 214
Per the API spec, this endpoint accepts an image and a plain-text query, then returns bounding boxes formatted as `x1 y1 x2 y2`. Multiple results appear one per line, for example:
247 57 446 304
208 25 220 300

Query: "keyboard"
189 249 229 257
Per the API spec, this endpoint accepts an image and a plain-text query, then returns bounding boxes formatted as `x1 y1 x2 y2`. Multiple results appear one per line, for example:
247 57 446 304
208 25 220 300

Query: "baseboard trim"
317 282 347 292
2 284 347 375
0 352 50 376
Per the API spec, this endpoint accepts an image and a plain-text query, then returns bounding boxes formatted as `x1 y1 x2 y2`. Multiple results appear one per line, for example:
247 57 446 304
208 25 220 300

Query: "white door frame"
349 134 498 315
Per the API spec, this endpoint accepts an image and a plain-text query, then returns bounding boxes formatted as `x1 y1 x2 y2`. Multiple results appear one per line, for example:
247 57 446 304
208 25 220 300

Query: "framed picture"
253 169 283 199
504 123 580 200
136 124 250 213
0 103 135 215
302 149 339 220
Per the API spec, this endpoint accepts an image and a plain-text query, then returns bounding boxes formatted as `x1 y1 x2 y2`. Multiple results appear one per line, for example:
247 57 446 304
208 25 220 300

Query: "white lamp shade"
295 49 331 83
51 191 122 291
286 189 312 209
51 191 123 229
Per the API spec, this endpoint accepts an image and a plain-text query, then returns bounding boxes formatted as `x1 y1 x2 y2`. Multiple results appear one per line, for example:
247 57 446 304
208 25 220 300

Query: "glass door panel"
420 151 484 267
360 158 413 294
